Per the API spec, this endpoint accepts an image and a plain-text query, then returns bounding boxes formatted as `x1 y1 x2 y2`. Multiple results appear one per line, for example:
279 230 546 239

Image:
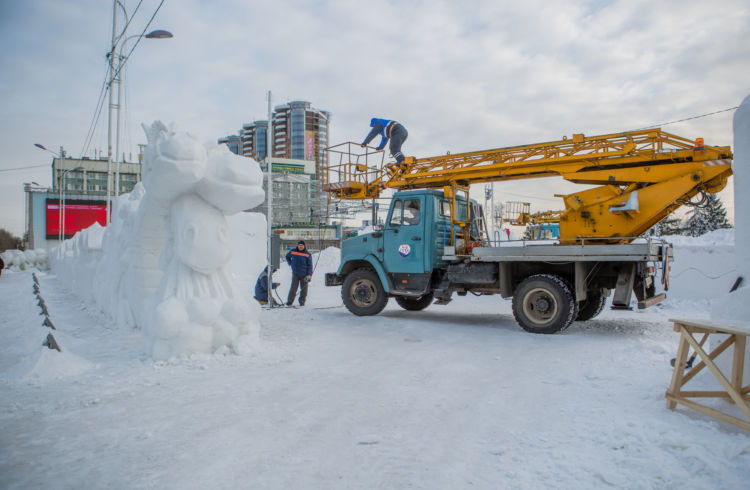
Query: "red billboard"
46 200 107 238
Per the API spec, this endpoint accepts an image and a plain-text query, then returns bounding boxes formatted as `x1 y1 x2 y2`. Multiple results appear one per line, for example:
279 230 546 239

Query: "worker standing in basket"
361 118 408 164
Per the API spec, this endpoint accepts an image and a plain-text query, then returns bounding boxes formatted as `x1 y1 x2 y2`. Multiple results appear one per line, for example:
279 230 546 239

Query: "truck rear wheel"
395 293 434 311
576 289 607 321
512 274 577 334
342 268 388 316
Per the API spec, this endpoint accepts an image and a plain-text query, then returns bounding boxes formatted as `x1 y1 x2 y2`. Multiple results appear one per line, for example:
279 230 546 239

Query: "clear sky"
1 0 748 237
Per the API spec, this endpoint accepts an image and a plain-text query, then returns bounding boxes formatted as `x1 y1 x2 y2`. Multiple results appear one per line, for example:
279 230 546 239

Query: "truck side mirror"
373 225 383 231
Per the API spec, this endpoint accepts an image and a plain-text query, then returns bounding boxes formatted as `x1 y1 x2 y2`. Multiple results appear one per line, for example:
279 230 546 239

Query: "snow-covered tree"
683 193 732 237
648 213 683 237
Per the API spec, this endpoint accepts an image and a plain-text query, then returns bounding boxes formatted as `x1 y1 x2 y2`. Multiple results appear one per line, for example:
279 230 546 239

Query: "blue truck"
325 189 671 334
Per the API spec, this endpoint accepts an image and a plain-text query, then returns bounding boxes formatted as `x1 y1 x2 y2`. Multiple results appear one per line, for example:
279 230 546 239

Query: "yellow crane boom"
323 129 732 242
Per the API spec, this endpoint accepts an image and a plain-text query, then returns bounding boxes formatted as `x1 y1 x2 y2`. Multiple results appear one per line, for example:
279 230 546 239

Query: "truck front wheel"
342 268 388 316
512 274 577 334
395 293 434 311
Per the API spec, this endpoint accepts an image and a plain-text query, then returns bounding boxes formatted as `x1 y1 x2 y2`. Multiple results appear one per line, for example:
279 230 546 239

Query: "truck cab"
327 189 482 313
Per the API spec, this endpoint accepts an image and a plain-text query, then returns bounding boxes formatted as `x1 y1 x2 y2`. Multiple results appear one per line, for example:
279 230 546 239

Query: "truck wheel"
395 293 434 311
342 268 388 316
576 289 607 321
512 274 577 334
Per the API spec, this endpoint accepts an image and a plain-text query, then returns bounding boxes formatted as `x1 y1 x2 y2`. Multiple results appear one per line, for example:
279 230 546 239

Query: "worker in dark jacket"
285 240 313 306
361 118 408 164
254 266 280 305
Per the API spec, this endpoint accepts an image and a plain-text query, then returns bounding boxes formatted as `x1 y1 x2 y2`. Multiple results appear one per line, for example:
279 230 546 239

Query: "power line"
114 0 145 45
80 0 163 159
110 0 166 83
630 106 739 131
80 67 110 158
79 65 110 158
0 164 49 173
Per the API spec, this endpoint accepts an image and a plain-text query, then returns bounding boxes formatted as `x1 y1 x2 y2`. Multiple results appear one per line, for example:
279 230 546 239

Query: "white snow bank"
708 96 750 381
661 229 738 301
4 347 94 384
1 248 49 271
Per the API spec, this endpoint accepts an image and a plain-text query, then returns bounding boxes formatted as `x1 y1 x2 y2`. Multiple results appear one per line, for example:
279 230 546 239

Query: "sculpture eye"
184 224 196 243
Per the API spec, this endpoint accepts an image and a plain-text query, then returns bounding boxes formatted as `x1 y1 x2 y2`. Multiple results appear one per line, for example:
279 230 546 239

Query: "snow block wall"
1 249 49 271
711 96 750 323
663 230 736 301
52 122 267 359
708 96 750 380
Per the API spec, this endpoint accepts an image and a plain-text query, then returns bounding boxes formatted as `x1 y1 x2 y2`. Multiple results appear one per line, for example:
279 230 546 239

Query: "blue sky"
1 0 748 236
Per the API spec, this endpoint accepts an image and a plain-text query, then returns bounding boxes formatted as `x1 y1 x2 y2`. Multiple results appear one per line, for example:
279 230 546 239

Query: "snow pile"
1 248 49 271
660 229 737 301
312 246 341 276
6 347 95 384
51 122 267 359
0 272 94 384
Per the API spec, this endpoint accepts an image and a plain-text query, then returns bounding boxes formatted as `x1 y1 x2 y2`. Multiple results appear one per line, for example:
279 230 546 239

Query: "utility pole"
266 91 274 308
106 0 118 224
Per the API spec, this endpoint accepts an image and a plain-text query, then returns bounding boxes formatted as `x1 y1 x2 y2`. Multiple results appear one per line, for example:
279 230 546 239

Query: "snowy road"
1 268 749 489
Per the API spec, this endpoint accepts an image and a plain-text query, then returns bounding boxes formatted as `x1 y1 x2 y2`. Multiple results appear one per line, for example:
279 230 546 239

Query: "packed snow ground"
2 233 750 489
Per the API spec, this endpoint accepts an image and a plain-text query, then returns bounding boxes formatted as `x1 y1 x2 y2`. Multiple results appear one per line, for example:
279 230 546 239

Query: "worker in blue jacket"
361 118 408 164
285 240 313 306
254 266 280 305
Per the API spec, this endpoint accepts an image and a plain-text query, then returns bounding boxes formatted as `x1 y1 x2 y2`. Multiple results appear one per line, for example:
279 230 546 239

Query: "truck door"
383 197 426 276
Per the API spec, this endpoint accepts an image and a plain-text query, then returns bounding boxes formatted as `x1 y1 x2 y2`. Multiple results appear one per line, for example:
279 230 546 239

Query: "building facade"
227 101 330 183
217 100 333 243
24 151 142 250
53 155 141 195
217 134 242 155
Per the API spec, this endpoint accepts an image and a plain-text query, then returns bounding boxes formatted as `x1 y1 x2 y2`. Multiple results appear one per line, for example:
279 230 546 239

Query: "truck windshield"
389 199 421 226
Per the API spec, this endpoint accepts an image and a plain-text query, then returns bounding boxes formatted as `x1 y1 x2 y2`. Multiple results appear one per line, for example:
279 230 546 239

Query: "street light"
34 143 66 241
107 28 173 219
61 166 84 240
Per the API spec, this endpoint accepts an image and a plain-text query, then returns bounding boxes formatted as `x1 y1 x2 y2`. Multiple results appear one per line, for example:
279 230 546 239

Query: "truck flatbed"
459 240 671 263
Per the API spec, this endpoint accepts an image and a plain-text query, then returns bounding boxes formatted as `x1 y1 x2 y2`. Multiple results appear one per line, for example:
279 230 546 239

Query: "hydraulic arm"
323 129 733 242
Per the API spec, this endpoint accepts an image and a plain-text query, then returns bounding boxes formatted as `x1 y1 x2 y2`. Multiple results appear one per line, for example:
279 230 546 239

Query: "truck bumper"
325 273 343 287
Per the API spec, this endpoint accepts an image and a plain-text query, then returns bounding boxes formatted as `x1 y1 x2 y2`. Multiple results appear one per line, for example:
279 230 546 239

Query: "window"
440 200 451 217
403 199 420 225
389 200 403 226
389 199 420 226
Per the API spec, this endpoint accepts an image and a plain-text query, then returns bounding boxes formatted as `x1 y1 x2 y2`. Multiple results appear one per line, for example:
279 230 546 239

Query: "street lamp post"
22 181 42 247
113 29 173 200
34 143 65 241
61 166 84 241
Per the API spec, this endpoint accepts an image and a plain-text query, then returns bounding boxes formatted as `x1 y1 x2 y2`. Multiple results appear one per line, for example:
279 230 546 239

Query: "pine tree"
682 194 732 237
648 213 683 237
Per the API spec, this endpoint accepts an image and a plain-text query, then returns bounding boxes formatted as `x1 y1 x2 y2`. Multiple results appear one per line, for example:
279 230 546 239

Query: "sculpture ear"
142 121 168 145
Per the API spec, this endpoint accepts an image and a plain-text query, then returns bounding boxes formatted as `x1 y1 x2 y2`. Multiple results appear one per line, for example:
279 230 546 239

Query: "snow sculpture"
711 96 750 323
49 122 266 360
139 122 265 359
709 95 750 380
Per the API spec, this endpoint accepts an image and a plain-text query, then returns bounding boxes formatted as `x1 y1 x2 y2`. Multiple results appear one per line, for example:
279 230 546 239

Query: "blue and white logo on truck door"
398 244 411 257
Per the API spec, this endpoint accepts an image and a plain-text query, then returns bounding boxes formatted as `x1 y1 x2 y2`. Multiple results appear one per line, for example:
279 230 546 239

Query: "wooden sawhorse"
666 318 750 431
